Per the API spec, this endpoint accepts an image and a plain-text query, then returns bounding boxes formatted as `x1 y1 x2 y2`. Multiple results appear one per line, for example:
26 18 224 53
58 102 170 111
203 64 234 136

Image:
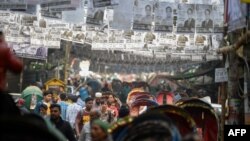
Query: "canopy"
21 86 43 98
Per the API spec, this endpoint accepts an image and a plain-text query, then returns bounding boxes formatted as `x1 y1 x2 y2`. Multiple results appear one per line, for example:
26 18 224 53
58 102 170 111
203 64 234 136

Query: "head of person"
205 9 211 20
166 6 172 18
43 90 52 103
187 8 193 18
50 103 61 120
90 109 101 121
100 100 108 112
145 5 152 16
40 104 48 116
59 93 67 101
95 92 102 105
108 94 115 104
91 119 110 141
118 104 130 118
85 97 94 110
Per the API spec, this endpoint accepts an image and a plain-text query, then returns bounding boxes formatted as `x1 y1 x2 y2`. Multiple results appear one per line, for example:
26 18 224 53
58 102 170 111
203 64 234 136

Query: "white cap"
95 92 102 98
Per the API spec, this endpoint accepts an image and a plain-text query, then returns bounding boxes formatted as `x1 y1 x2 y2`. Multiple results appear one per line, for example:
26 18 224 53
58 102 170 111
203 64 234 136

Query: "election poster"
44 29 61 48
176 4 195 33
194 34 209 51
72 31 85 44
125 31 144 50
196 4 213 33
154 1 173 32
157 33 176 47
211 34 223 50
176 34 194 51
86 0 105 26
213 4 224 33
30 27 45 46
133 0 154 31
111 0 133 30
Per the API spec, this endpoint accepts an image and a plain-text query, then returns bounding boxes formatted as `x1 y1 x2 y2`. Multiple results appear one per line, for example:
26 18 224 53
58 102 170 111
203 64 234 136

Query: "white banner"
44 29 61 48
111 0 133 30
154 2 173 32
196 4 213 33
176 34 194 51
177 4 195 33
30 27 45 46
133 0 154 31
72 31 85 44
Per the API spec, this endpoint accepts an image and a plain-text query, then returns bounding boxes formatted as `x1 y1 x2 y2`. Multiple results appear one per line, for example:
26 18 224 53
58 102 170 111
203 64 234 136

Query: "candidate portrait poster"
196 4 213 33
177 4 195 33
86 0 105 26
213 4 224 33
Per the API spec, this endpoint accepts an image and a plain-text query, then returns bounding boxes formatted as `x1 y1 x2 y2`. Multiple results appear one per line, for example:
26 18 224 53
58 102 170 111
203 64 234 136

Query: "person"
75 97 94 139
58 93 69 120
141 5 153 24
100 100 115 123
91 119 111 141
161 6 173 25
79 109 102 141
50 103 77 141
202 9 213 30
34 90 52 115
15 98 30 115
118 104 130 119
184 8 195 31
66 95 82 129
0 31 23 91
92 92 102 110
40 103 48 118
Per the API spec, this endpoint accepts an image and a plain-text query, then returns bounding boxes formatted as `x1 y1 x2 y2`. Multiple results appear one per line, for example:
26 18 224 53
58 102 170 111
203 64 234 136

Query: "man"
75 97 94 139
202 9 213 30
0 31 23 91
184 8 195 31
58 93 68 120
34 90 52 115
141 5 153 24
66 95 82 129
161 6 173 25
50 103 77 141
79 109 101 141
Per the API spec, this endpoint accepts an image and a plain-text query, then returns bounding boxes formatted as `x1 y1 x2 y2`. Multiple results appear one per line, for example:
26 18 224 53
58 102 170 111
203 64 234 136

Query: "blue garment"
58 101 69 120
79 87 89 101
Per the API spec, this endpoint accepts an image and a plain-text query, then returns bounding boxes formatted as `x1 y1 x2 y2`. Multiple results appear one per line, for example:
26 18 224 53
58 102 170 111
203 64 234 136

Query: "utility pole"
19 57 24 92
64 40 72 86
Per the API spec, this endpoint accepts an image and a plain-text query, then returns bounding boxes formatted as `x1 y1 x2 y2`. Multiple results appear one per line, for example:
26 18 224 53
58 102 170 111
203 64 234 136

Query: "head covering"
95 92 102 98
93 119 110 133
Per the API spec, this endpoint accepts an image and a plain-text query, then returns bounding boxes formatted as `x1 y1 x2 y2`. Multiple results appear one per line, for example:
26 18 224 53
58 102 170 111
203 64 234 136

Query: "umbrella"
21 86 43 110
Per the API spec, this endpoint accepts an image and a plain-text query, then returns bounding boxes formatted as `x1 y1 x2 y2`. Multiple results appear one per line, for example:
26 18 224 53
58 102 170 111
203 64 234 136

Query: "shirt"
58 101 68 120
66 103 82 128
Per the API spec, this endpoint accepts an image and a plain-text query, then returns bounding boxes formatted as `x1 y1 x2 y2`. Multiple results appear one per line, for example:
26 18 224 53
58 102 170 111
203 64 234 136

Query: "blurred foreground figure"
0 31 23 91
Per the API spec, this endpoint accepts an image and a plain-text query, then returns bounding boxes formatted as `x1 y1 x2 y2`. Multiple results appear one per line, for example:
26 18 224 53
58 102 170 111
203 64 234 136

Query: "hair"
85 97 94 103
100 99 108 105
40 104 48 110
187 8 193 14
43 90 52 97
59 93 67 101
119 104 130 118
0 31 3 36
166 6 172 12
205 9 211 14
145 5 151 10
50 103 61 112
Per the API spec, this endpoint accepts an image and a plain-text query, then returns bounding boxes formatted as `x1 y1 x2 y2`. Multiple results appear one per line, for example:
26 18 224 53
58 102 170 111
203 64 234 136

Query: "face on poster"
196 5 213 33
212 34 223 50
157 33 176 46
111 0 133 30
86 0 105 26
177 4 195 33
176 34 194 50
133 0 154 31
154 2 173 32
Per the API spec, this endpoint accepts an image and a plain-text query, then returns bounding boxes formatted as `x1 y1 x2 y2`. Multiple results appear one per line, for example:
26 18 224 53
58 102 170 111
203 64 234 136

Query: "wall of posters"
111 0 133 30
213 4 224 33
177 4 195 33
86 0 104 26
154 2 173 32
196 4 213 33
133 0 154 31
44 29 61 48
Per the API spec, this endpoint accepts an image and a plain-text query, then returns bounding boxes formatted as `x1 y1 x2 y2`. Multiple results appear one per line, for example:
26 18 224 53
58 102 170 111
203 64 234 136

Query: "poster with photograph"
18 14 37 26
72 31 85 44
194 34 209 50
154 2 173 32
18 25 31 43
61 30 73 41
196 5 213 33
30 27 45 46
176 34 194 51
111 0 133 30
133 0 154 31
0 11 10 22
86 0 105 26
211 34 223 50
44 29 61 48
177 4 195 33
143 32 156 44
213 4 224 33
125 31 144 49
157 33 176 46
93 0 119 8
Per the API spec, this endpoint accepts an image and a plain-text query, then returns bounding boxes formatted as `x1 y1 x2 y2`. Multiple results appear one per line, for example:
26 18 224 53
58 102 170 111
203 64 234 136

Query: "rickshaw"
176 98 219 141
156 90 175 105
130 98 158 117
150 105 197 138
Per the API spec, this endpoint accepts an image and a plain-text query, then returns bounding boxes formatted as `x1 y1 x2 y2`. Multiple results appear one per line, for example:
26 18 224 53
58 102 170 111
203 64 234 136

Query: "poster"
41 10 62 19
0 11 10 22
143 32 156 44
176 34 194 51
194 34 209 50
60 29 73 41
125 31 144 49
30 27 45 46
44 29 61 48
154 2 173 32
4 24 20 43
93 0 119 7
86 0 105 26
157 33 176 47
211 34 223 50
213 4 224 33
177 4 195 33
18 14 37 26
133 0 154 31
196 5 213 33
0 1 27 10
72 31 85 44
111 0 133 30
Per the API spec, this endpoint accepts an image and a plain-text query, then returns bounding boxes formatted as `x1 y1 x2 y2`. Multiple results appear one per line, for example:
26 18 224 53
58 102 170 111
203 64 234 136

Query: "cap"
95 92 102 98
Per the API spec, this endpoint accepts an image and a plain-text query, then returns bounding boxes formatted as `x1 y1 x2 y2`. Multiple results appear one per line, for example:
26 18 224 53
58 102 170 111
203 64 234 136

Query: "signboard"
215 68 228 83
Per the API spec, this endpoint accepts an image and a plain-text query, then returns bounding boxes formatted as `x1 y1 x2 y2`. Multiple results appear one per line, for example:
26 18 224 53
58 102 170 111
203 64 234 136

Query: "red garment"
0 42 23 91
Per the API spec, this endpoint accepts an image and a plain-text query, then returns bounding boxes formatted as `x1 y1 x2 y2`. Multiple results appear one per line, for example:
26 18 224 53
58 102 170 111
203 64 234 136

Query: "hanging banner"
0 1 27 10
30 27 45 46
93 0 119 8
213 4 224 33
18 14 38 26
196 5 213 33
86 0 104 26
125 31 144 50
133 0 154 31
154 2 173 32
157 33 176 47
211 34 223 50
111 0 133 30
44 29 61 48
72 31 85 44
177 4 196 33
